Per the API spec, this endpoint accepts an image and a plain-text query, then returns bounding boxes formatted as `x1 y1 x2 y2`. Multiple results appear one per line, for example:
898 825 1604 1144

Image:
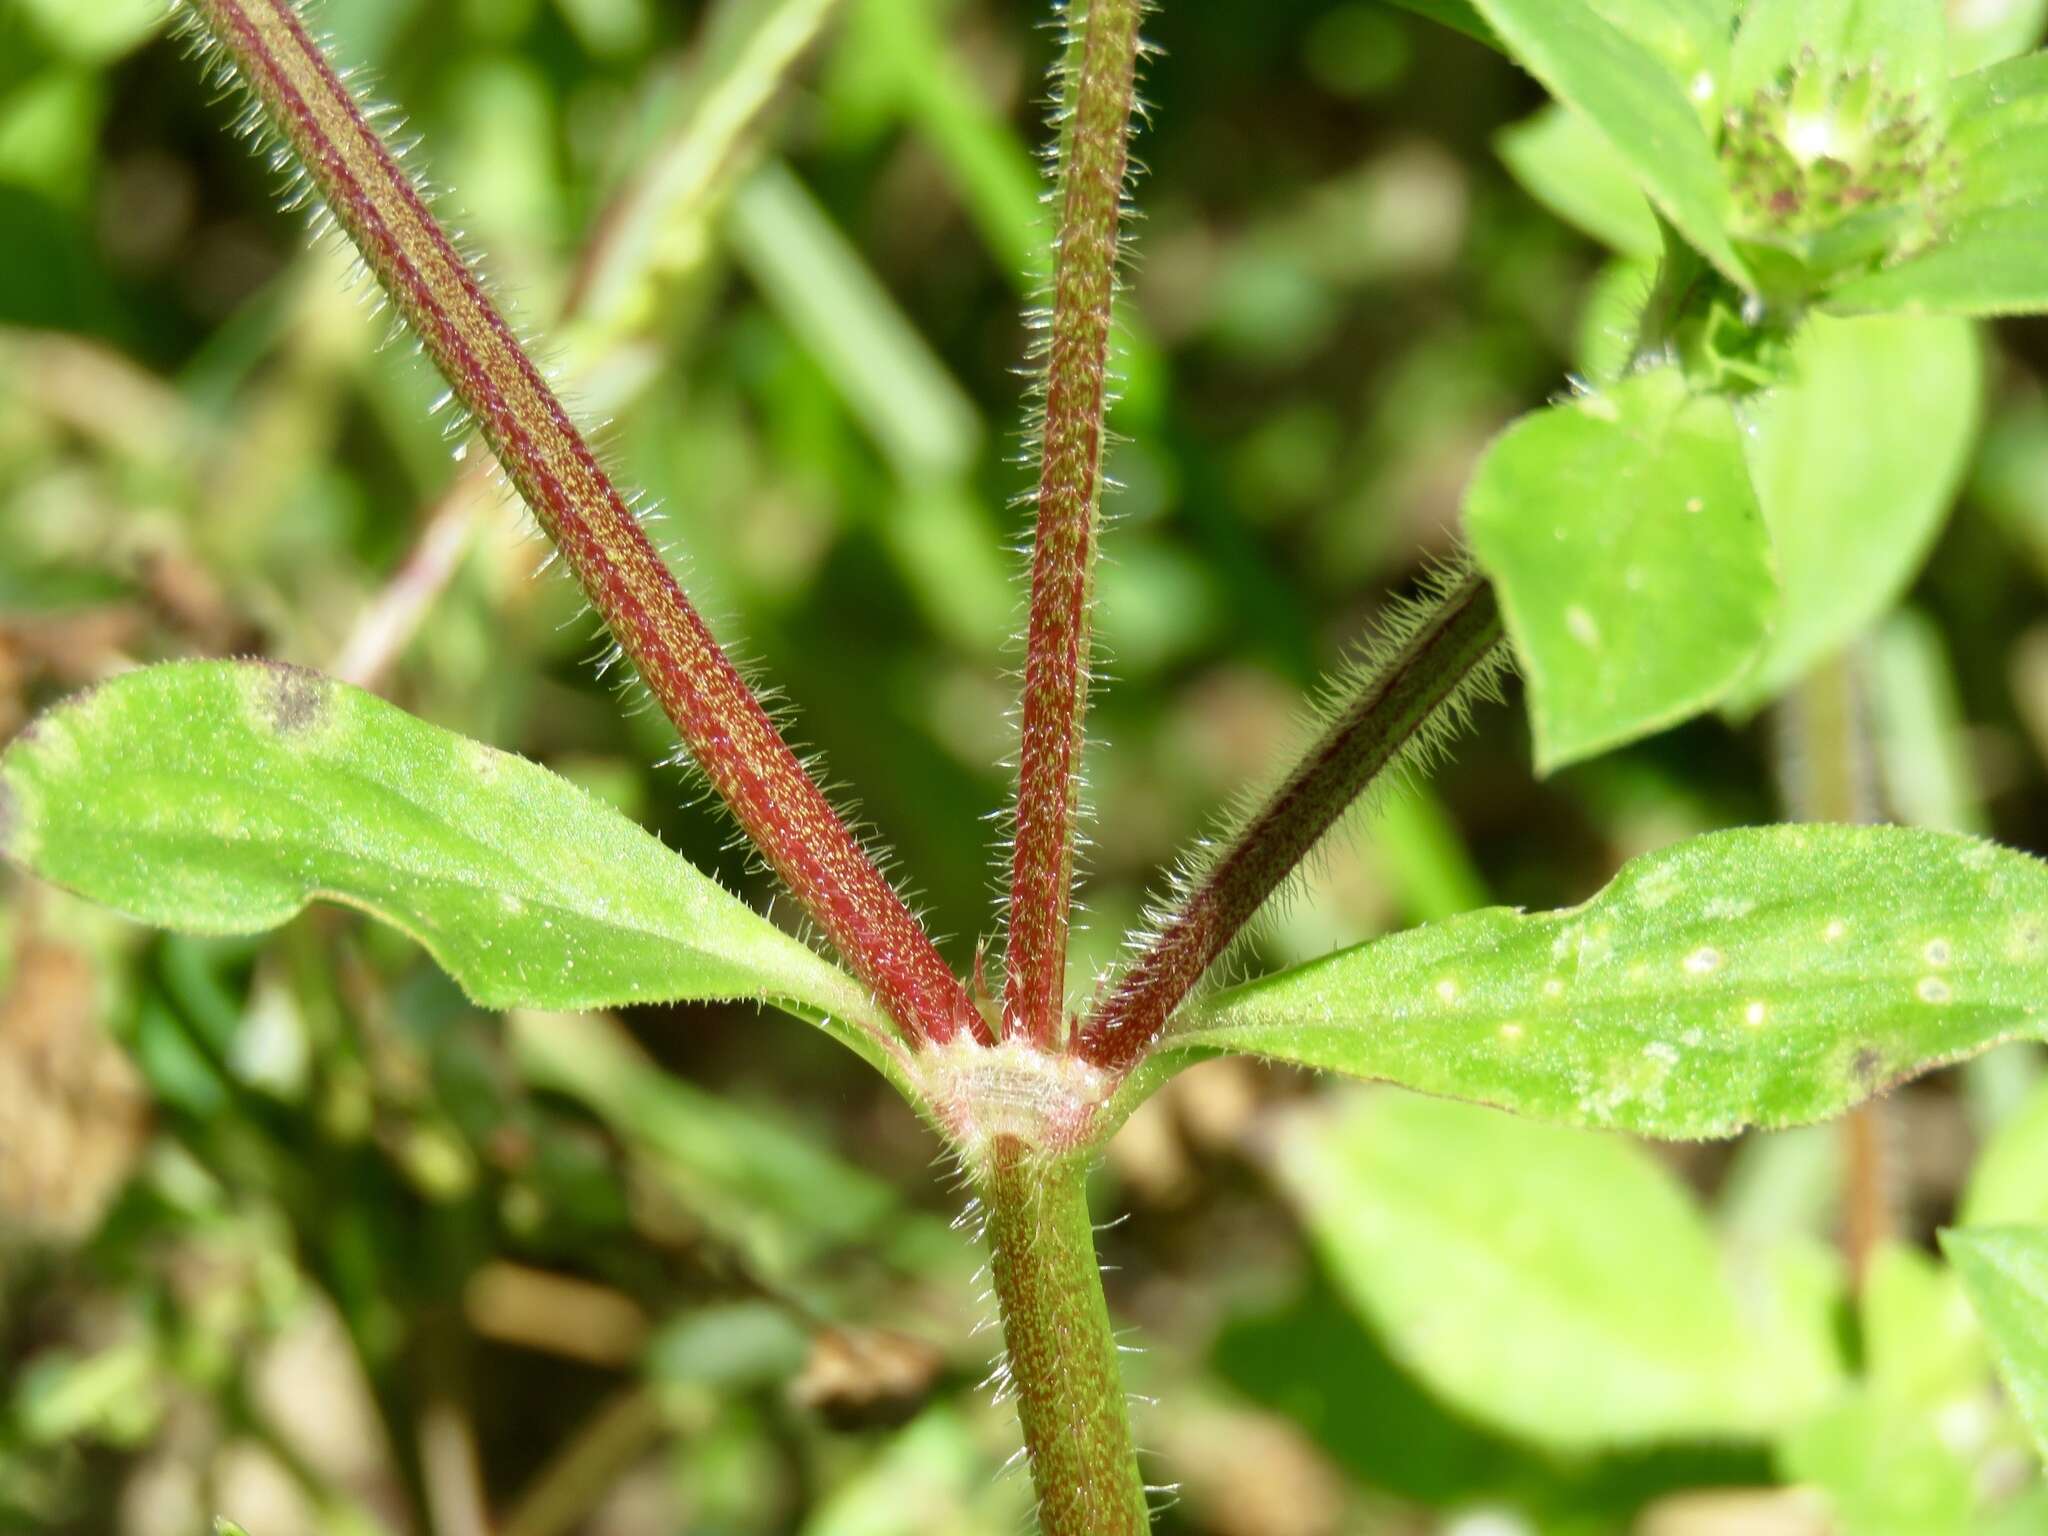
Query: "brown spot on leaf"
1851 1047 1883 1085
261 662 330 735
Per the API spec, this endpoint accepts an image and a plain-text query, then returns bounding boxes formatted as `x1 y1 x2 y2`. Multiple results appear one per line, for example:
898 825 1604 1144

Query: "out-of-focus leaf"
1830 205 2048 314
1146 825 2048 1138
1270 1089 1830 1449
1588 0 1734 103
1941 1225 2048 1460
512 1012 903 1282
1495 103 1660 257
1862 1242 1988 1412
726 160 980 481
1465 367 1774 771
13 0 163 62
1730 0 1947 108
1725 313 1980 711
1573 256 1657 382
1873 609 1990 836
1467 0 1742 278
1830 56 2048 315
569 0 840 348
1381 0 1503 53
1964 1078 2048 1227
1949 0 2048 75
1778 1391 1973 1536
800 1405 1022 1536
0 662 910 1088
1983 1486 2048 1535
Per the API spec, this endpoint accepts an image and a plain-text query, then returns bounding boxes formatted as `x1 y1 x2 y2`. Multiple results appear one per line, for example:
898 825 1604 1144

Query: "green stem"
982 1136 1148 1534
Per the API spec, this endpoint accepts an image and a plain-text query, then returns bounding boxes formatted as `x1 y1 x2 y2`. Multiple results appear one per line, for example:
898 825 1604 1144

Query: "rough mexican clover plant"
13 0 2048 1528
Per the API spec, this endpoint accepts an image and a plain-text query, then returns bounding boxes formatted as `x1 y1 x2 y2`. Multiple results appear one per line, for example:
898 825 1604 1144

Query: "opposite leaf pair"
13 662 2048 1156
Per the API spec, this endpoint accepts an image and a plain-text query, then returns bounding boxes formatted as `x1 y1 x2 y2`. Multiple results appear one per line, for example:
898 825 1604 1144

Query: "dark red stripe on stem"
1080 575 1504 1074
191 0 983 1049
1005 0 1145 1051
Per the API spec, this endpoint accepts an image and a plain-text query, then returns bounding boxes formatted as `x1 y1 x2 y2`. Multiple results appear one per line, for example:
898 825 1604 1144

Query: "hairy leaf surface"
0 662 906 1080
1156 825 2048 1138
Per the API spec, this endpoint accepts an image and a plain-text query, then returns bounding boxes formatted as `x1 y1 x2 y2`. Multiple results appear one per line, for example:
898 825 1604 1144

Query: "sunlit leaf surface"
1159 825 2048 1138
1465 366 1775 771
0 661 904 1078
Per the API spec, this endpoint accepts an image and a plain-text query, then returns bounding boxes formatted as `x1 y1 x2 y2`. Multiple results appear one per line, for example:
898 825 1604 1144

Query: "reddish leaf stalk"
185 0 983 1049
1006 0 1147 1052
1081 574 1506 1074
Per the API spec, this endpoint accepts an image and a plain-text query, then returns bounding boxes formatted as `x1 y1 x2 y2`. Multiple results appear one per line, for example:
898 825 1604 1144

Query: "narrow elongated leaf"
0 662 910 1085
1941 1225 2048 1460
1725 312 1981 711
1271 1089 1834 1449
1468 0 1742 279
1465 367 1776 772
1151 824 2048 1139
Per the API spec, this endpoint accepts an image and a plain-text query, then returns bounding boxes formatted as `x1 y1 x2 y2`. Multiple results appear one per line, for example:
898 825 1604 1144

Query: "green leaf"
1723 312 1981 711
12 0 163 62
1964 1077 2048 1227
1831 206 2048 314
1729 0 1947 110
1949 0 2048 77
0 662 908 1086
1150 824 2048 1139
1778 1390 1974 1536
1861 1242 1988 1412
1495 103 1661 257
1573 256 1659 382
1942 1225 2048 1461
511 1012 912 1282
1270 1089 1834 1449
1872 609 1992 837
1587 0 1734 103
1467 0 1743 279
1380 0 1503 53
1830 56 2048 315
1464 367 1776 772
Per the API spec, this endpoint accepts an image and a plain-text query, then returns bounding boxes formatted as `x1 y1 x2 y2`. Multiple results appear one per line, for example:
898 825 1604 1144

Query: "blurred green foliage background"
4 0 2048 1532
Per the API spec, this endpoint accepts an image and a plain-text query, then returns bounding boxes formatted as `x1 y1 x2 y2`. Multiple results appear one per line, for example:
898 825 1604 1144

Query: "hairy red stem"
187 0 983 1049
1081 575 1505 1073
1006 0 1146 1051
